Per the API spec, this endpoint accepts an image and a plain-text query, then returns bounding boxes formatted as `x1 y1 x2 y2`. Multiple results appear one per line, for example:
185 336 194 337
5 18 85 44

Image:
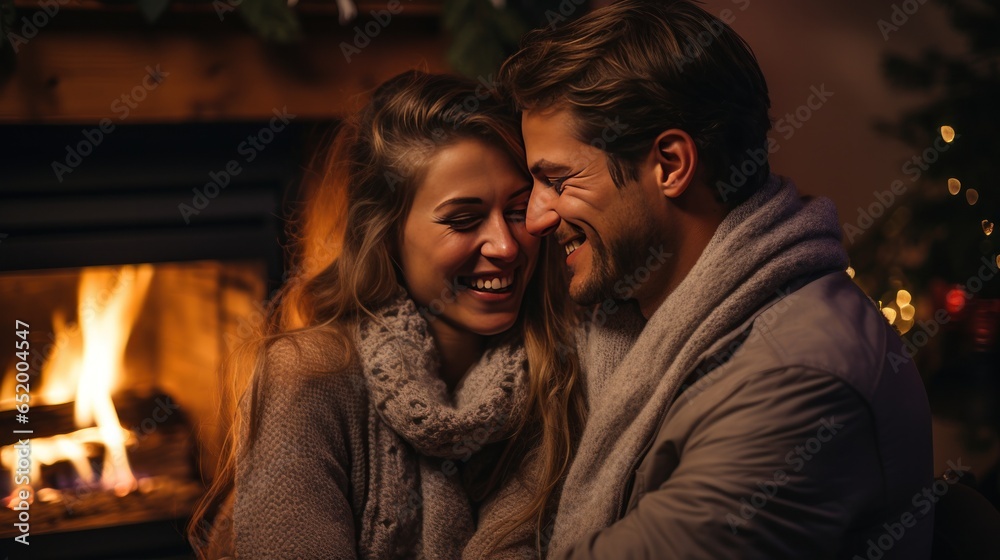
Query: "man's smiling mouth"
561 229 588 257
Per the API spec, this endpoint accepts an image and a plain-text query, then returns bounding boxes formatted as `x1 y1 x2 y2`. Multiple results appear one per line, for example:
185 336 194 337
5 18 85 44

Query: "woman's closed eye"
437 214 482 231
436 207 527 231
505 207 527 223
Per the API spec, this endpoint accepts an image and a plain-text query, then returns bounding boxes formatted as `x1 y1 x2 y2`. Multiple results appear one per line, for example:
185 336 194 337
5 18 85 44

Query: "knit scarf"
548 175 849 553
356 293 530 559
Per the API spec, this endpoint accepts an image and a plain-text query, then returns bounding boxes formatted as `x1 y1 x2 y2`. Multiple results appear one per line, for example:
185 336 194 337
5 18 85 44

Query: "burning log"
0 391 186 447
0 402 78 447
0 474 204 538
0 404 198 538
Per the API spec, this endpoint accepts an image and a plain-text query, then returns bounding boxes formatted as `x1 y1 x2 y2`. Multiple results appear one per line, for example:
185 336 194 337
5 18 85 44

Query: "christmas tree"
850 0 999 373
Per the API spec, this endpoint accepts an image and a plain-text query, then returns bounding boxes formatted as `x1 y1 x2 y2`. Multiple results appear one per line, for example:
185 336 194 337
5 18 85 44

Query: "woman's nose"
526 183 560 237
481 217 518 262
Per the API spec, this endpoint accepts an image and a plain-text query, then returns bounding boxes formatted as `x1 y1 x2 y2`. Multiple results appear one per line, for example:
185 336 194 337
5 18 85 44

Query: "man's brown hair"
500 0 772 204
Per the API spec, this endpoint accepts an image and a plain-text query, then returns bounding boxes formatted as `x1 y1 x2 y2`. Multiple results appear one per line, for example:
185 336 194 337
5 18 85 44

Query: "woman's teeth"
462 275 514 292
565 239 584 256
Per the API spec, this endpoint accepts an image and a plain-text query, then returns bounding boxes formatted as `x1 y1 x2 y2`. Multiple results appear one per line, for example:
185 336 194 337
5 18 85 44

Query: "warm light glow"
38 311 83 405
76 265 152 496
899 304 916 322
945 287 966 315
882 307 898 324
846 266 856 279
896 290 912 307
941 126 956 143
967 189 979 205
3 265 153 503
947 178 961 195
0 426 132 504
984 220 995 237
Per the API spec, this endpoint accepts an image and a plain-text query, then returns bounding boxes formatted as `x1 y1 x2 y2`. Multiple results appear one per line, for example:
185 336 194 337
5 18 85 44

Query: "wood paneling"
0 5 448 123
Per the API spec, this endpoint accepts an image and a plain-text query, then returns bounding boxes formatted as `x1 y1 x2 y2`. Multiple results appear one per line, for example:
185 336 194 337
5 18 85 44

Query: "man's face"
522 107 668 306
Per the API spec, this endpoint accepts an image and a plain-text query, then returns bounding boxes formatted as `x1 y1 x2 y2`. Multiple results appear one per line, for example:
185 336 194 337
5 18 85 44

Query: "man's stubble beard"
571 212 663 307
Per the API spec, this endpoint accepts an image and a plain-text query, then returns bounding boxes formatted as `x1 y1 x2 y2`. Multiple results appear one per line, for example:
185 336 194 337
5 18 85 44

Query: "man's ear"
650 129 698 199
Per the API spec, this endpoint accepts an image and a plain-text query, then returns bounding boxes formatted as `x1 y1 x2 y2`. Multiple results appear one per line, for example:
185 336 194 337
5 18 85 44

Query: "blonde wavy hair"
188 70 584 556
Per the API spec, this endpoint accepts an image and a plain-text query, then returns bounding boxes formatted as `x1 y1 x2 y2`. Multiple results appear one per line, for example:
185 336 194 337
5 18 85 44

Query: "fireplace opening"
0 260 266 544
0 117 325 557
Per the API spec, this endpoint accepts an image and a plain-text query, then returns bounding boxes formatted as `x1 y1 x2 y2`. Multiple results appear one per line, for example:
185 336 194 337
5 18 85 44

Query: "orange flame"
2 264 153 501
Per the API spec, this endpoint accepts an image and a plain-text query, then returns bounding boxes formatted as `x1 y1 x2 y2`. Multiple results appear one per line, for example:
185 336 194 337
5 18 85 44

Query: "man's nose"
526 183 560 237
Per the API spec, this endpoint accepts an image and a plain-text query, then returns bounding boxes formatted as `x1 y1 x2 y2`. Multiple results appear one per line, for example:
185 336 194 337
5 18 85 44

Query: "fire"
2 264 154 502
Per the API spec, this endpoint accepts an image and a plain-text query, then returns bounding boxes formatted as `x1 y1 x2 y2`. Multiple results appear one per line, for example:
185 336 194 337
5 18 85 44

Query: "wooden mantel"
0 0 449 123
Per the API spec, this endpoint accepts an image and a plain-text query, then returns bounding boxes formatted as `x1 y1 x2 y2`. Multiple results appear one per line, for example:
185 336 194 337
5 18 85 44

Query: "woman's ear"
650 129 698 199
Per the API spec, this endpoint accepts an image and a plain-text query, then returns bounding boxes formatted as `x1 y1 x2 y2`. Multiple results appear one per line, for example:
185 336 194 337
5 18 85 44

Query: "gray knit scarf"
548 174 849 553
356 294 530 559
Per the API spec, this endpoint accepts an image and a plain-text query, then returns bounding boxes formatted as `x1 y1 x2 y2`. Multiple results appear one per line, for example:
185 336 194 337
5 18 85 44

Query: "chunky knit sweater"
222 294 538 559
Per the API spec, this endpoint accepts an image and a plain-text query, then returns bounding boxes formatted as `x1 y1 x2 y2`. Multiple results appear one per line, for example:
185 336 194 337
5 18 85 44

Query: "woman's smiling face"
399 137 539 338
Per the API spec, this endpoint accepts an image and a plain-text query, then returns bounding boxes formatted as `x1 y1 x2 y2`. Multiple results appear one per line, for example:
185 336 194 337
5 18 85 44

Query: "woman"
189 71 584 559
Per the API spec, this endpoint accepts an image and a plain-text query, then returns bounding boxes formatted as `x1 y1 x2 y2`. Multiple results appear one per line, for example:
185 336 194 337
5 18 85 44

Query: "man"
498 1 935 558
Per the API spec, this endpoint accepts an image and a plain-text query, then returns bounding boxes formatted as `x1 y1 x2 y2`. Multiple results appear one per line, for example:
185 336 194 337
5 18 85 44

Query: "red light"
945 287 966 315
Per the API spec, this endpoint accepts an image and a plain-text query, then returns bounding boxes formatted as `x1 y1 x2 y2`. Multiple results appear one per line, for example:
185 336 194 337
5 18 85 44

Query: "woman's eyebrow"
434 197 482 211
507 185 532 200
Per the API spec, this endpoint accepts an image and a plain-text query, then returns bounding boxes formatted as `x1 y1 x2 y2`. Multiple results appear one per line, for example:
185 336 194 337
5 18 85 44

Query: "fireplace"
0 121 317 558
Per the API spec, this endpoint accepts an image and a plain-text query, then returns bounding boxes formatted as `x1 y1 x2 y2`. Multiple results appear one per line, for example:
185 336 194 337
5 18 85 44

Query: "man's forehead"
521 106 610 175
522 105 575 129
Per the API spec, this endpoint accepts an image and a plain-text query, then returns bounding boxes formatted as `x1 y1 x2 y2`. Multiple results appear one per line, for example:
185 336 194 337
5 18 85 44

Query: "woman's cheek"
517 231 541 264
